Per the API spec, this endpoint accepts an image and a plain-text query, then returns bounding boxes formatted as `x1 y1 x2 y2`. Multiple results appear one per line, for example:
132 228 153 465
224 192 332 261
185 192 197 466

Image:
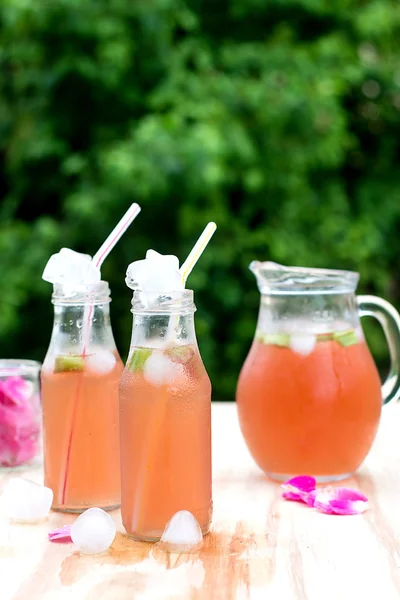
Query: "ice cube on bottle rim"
125 250 183 294
42 248 101 286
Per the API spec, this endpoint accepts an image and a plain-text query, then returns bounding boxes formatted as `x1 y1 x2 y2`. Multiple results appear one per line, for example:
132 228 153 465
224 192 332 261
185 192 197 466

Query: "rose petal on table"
48 525 72 542
305 489 318 507
281 475 316 503
282 489 312 503
313 487 368 515
283 475 316 492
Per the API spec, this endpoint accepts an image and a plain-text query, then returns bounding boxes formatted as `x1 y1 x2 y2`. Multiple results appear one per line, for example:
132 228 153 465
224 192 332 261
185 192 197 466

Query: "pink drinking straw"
92 203 142 271
81 203 142 353
60 203 141 505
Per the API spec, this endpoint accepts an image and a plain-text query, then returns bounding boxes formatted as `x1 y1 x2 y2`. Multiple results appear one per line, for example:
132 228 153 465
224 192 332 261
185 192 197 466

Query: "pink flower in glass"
0 376 41 467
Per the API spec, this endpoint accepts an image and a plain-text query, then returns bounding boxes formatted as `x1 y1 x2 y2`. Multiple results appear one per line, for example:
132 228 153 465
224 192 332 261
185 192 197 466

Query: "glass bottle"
119 290 212 541
41 282 123 512
237 261 400 482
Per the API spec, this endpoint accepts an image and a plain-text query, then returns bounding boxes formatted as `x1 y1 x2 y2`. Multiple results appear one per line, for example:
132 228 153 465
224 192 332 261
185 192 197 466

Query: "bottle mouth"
250 261 359 294
0 359 42 378
51 281 111 305
132 290 196 314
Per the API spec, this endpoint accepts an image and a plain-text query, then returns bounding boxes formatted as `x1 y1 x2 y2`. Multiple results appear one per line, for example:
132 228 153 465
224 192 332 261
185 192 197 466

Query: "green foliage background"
1 0 400 399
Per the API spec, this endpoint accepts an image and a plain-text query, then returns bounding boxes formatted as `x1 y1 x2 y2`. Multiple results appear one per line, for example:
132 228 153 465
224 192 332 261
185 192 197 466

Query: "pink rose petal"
0 376 41 467
305 489 318 507
313 487 368 515
281 476 368 516
0 377 31 406
281 475 316 504
48 525 72 542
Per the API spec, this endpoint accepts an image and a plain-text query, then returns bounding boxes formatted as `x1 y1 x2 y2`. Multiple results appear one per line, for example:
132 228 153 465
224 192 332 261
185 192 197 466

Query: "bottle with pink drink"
41 204 141 512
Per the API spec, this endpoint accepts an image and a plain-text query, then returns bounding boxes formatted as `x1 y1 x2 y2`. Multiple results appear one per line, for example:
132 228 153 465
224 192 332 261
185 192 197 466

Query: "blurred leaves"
1 0 400 397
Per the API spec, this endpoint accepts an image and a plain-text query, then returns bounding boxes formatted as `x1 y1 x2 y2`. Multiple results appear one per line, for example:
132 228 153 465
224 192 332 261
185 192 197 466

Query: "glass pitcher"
119 290 212 541
236 262 400 482
41 282 123 512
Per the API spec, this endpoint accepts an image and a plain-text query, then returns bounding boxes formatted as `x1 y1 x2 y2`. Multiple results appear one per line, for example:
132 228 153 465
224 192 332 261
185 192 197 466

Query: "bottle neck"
129 289 198 348
130 311 197 349
47 301 118 356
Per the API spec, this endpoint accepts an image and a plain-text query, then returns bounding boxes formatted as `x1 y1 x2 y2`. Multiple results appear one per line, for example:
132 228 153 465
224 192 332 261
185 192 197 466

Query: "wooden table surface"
1 401 400 600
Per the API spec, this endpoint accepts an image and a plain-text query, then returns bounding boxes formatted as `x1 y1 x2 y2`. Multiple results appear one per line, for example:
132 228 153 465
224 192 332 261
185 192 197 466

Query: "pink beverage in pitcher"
41 282 122 511
237 262 400 482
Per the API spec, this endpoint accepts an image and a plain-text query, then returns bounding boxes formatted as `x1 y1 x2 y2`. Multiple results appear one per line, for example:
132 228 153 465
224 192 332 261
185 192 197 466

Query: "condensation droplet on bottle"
77 320 83 329
69 320 74 326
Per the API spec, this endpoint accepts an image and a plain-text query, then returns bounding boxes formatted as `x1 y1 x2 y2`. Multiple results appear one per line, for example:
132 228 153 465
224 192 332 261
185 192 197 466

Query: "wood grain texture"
1 401 400 600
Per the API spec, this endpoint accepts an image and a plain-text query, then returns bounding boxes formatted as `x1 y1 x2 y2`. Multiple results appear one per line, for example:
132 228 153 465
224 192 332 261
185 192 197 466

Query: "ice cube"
86 350 117 375
70 507 116 554
146 250 180 270
0 477 53 522
125 250 183 293
143 351 182 386
159 510 203 552
289 334 316 356
42 248 101 286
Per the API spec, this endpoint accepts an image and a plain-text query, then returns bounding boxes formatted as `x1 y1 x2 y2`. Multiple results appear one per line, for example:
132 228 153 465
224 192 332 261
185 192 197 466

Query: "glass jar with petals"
0 359 42 469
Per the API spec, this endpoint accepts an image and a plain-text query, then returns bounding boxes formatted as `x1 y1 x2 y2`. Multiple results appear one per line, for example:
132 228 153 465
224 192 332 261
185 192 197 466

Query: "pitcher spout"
249 261 359 294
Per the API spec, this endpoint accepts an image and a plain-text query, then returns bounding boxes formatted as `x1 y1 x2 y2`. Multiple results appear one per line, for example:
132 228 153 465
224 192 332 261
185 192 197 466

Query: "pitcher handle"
357 295 400 405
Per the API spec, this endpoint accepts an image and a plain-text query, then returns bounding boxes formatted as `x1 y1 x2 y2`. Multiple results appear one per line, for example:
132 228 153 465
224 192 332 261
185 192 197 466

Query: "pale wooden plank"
0 402 400 599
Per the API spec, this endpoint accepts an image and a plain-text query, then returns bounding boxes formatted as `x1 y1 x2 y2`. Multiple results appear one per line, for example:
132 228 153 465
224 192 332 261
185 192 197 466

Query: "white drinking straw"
165 221 217 342
179 221 217 285
81 203 141 352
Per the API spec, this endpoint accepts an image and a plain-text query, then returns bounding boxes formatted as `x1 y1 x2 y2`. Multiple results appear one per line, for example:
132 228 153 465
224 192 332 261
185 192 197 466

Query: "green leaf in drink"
256 332 290 347
165 345 195 364
255 329 358 349
333 329 358 347
54 355 85 373
316 333 334 342
128 348 152 372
